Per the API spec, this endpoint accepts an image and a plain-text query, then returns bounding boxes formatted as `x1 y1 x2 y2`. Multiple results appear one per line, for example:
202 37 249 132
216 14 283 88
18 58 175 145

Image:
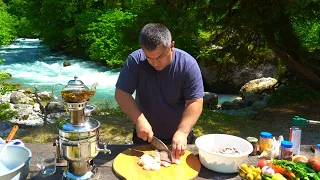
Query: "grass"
194 109 259 139
8 108 259 144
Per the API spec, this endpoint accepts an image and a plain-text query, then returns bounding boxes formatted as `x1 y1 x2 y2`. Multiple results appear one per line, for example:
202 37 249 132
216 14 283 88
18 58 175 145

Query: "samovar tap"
98 141 111 154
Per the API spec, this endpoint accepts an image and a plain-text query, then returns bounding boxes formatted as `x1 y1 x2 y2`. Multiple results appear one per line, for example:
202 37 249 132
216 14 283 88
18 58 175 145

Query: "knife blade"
150 136 172 162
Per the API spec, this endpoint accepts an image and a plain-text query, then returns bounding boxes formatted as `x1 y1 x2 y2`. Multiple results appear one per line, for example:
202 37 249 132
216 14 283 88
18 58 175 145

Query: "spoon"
0 125 19 158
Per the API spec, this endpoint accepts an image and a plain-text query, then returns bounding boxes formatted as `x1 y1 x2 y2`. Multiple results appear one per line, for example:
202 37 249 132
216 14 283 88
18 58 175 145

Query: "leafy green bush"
85 9 137 67
0 68 17 95
0 1 16 45
0 103 16 121
0 82 18 95
0 70 12 80
268 81 320 105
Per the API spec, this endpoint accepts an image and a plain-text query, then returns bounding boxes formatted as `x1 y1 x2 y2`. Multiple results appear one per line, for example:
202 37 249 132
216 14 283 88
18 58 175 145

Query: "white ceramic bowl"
0 145 32 180
195 134 253 173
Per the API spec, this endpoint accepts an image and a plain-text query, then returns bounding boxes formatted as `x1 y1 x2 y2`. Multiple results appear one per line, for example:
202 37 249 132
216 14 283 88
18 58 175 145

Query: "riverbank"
4 98 319 145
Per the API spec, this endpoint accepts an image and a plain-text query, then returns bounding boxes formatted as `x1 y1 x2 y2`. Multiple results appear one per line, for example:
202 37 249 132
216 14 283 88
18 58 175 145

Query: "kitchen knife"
150 136 172 162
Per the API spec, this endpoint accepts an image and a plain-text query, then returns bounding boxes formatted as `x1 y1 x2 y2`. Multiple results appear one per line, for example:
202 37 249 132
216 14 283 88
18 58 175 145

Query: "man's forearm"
114 88 147 124
177 98 203 134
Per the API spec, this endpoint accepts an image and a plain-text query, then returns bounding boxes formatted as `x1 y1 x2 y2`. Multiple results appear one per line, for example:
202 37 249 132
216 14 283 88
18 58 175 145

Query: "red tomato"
257 159 270 169
309 159 320 172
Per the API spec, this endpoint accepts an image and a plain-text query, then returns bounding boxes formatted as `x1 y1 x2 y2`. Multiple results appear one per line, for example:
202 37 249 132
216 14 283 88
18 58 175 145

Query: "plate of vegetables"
238 156 320 180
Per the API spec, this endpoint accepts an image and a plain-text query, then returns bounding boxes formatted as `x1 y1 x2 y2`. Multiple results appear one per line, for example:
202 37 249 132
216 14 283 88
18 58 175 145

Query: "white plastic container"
0 145 32 180
195 134 253 173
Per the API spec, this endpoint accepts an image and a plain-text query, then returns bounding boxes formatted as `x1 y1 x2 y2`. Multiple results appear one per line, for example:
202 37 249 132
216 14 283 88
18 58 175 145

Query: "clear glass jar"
259 132 272 153
247 137 258 156
279 140 293 161
315 144 320 158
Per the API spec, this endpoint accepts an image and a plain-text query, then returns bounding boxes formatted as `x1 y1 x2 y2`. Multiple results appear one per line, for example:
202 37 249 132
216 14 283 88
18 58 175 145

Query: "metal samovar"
55 76 111 180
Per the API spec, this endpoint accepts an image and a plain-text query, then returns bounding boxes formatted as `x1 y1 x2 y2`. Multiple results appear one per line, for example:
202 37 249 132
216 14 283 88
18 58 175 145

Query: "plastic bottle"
279 140 293 161
289 126 301 155
259 132 272 153
315 144 320 158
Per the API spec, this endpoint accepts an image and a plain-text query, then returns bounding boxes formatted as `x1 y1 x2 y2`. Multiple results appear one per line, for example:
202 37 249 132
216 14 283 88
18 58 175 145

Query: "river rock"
11 104 34 120
0 92 11 103
63 61 71 67
221 101 241 110
239 77 277 97
38 91 52 101
10 91 33 104
203 92 218 109
46 101 66 113
10 118 43 126
0 121 13 137
242 93 261 106
19 88 33 94
47 112 65 123
200 63 277 93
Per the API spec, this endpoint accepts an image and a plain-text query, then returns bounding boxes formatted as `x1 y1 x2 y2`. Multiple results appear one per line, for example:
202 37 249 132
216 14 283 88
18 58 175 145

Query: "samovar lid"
58 117 100 132
67 76 85 86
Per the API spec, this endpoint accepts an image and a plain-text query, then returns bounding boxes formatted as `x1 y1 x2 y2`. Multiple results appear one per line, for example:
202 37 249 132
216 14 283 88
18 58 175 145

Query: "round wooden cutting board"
113 145 201 180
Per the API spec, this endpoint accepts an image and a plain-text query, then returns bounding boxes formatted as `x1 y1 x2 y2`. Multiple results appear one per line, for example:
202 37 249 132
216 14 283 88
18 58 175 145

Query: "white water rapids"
0 38 236 107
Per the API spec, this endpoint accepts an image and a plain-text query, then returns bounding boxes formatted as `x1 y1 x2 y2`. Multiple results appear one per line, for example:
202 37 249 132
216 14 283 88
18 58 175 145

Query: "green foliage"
0 71 11 80
0 1 16 45
63 8 102 53
1 0 319 88
0 82 18 95
15 16 39 38
85 9 137 67
268 81 320 105
0 103 16 121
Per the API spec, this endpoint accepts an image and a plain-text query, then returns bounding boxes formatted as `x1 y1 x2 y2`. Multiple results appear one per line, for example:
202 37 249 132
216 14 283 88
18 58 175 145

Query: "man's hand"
171 130 188 159
136 118 154 142
115 88 153 142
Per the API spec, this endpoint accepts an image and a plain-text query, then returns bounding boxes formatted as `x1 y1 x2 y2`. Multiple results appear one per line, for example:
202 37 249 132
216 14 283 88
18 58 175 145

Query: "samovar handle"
51 83 64 100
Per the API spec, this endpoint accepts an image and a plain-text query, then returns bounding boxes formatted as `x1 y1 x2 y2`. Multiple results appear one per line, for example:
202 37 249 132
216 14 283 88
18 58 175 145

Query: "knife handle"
6 125 19 143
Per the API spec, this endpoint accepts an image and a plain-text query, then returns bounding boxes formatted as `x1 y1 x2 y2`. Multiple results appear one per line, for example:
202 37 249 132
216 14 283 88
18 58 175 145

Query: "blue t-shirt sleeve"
115 55 139 94
183 62 204 100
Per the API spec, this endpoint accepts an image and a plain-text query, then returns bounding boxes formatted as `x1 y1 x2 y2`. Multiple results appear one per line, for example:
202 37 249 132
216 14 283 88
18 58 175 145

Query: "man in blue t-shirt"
115 23 204 160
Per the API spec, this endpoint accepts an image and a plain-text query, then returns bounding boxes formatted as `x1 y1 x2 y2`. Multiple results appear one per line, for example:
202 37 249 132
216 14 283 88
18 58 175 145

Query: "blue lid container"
281 140 293 148
260 132 272 139
317 144 320 150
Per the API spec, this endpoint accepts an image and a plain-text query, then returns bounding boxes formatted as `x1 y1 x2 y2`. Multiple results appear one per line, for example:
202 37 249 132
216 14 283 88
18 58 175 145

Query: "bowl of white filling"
195 134 253 173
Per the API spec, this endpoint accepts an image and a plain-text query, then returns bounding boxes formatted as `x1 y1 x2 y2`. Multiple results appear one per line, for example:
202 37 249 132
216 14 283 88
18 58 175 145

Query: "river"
0 39 237 107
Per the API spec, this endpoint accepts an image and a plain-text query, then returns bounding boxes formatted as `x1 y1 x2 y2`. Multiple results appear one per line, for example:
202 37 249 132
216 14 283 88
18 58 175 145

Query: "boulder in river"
63 61 71 67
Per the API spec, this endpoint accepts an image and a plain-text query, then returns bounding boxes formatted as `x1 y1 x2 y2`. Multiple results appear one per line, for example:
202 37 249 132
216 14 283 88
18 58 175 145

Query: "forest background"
1 0 320 143
0 0 319 89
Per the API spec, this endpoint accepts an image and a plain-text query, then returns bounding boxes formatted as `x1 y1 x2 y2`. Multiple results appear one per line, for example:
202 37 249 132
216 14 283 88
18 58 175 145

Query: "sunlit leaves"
0 1 16 45
86 9 137 67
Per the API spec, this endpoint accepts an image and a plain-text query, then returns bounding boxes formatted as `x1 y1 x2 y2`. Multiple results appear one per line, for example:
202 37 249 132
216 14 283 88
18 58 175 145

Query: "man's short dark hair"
139 23 172 51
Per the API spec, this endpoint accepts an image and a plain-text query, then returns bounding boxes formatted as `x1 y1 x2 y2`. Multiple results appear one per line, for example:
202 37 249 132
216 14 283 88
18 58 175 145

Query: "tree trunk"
264 28 320 90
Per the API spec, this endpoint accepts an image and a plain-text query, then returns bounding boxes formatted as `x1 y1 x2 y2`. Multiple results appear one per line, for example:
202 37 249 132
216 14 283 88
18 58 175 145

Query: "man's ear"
171 41 175 48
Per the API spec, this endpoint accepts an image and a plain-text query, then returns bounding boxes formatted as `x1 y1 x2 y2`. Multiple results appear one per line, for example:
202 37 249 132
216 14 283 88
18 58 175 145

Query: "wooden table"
25 144 314 180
